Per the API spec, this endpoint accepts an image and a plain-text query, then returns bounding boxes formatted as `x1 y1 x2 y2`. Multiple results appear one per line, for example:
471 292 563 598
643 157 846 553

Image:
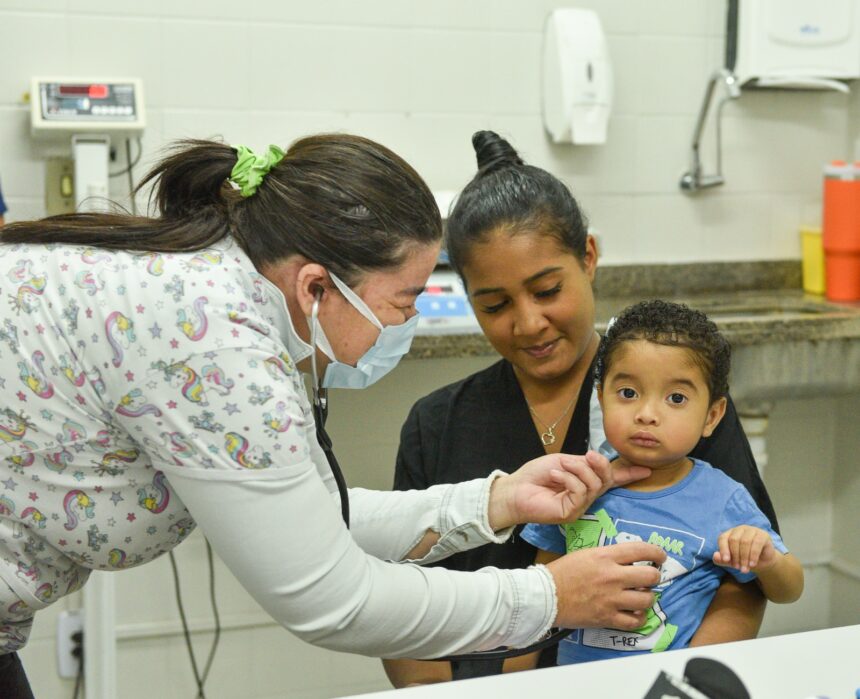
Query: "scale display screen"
39 81 138 122
415 271 481 336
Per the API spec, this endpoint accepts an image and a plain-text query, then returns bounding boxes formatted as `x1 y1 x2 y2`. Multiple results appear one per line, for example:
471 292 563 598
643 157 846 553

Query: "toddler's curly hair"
595 299 731 401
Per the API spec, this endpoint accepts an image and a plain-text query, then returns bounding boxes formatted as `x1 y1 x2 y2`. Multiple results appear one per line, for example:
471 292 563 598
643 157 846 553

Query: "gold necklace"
526 395 577 446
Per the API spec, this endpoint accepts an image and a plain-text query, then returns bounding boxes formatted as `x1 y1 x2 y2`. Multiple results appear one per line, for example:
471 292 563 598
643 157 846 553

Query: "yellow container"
800 226 826 295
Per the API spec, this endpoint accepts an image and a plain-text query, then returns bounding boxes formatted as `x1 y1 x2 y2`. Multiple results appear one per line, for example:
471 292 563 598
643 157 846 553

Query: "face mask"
310 271 419 390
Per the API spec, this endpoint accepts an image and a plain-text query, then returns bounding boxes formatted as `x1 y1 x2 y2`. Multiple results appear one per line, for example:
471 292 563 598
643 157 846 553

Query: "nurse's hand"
488 450 650 530
547 543 666 630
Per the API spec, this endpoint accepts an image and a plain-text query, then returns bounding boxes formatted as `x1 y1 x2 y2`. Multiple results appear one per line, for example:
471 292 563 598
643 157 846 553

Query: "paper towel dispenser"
681 0 860 193
729 0 860 92
542 8 612 145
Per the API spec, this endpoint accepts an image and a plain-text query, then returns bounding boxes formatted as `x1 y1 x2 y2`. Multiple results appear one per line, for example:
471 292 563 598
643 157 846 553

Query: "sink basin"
685 298 860 402
699 303 828 321
594 293 860 403
730 338 860 402
689 292 841 313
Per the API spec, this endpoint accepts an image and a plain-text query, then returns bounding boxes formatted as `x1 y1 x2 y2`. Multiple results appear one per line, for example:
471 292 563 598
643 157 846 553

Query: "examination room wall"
1 1 857 698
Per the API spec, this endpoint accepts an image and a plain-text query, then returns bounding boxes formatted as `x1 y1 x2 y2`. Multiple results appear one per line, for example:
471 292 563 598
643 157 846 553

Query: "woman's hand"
488 450 651 530
547 543 666 630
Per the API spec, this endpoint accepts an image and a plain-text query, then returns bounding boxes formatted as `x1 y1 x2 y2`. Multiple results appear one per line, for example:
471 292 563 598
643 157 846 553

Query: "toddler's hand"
712 525 777 574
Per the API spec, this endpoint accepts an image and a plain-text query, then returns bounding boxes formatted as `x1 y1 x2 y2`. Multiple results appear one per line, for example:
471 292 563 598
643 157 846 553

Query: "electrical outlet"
56 609 83 678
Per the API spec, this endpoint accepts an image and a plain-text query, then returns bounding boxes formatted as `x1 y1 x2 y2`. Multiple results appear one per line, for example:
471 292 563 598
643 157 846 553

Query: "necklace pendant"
540 430 556 446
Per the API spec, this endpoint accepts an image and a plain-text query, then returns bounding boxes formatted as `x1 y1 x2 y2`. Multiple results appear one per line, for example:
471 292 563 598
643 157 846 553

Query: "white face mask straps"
327 272 384 330
307 272 380 364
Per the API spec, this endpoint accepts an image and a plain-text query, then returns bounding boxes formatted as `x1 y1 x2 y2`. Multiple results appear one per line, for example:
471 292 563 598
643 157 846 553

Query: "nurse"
384 131 780 686
0 134 665 696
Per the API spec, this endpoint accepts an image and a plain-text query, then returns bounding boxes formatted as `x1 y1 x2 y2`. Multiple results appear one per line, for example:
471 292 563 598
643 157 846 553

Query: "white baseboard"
831 556 860 582
116 610 276 641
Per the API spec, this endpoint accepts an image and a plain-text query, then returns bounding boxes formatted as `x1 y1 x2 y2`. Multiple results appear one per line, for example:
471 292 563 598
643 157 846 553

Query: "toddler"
522 299 803 664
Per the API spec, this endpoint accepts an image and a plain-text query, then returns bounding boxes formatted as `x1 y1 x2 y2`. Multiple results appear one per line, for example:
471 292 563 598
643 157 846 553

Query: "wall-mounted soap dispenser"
542 8 613 145
731 0 860 92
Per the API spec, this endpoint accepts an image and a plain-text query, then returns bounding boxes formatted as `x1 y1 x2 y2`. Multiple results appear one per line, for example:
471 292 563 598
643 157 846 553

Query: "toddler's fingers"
748 536 767 570
727 533 742 569
738 536 753 571
716 532 732 565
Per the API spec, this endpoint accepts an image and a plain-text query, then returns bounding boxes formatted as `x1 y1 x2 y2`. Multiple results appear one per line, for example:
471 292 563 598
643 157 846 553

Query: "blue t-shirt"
521 459 786 664
0 180 7 216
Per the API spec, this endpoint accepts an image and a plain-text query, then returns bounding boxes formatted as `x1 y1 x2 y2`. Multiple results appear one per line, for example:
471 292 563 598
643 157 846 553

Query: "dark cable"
71 630 83 699
168 539 222 699
109 137 142 178
71 664 83 699
199 539 221 690
439 627 571 662
125 139 138 216
169 549 207 699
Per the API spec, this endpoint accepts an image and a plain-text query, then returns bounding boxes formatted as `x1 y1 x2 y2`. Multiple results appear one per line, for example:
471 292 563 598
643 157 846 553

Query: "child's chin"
619 452 684 469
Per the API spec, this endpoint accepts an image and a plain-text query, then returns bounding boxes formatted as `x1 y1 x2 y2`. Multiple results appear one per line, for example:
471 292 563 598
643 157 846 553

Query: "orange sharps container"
822 160 860 302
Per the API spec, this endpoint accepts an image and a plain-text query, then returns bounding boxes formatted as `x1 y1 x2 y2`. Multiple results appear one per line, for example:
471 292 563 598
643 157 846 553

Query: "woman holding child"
384 131 792 686
0 134 668 697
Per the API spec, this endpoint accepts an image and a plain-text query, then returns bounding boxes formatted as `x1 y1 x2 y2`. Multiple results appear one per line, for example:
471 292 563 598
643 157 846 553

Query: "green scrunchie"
230 144 286 197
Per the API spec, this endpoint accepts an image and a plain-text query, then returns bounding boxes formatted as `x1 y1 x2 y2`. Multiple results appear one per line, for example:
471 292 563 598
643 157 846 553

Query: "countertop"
345 624 860 699
408 261 860 360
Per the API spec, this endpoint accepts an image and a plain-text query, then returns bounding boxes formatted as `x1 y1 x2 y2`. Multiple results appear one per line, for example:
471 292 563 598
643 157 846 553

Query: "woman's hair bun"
472 130 524 174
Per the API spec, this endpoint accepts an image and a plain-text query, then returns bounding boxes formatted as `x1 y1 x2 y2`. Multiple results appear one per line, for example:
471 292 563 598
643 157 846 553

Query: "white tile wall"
833 394 860 569
829 393 860 629
4 2 860 697
1 0 849 264
634 36 712 115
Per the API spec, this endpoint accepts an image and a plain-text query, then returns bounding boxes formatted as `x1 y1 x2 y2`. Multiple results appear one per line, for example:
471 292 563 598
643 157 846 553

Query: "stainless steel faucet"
679 69 741 193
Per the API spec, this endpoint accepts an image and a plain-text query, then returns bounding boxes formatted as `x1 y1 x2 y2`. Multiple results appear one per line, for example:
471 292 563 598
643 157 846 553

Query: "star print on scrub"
0 238 312 652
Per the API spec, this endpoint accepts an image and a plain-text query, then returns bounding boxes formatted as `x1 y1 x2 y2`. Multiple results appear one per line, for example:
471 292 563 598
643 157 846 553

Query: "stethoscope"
309 290 350 527
309 292 572 663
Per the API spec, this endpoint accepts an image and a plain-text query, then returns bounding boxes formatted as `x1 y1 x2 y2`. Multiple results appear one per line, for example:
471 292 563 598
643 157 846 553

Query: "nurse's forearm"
348 475 515 564
165 468 555 658
404 472 577 557
405 474 516 558
406 472 519 559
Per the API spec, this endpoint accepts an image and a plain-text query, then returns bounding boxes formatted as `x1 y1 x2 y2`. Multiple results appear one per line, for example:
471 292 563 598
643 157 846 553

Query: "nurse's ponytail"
0 140 236 253
446 130 588 280
1 134 441 284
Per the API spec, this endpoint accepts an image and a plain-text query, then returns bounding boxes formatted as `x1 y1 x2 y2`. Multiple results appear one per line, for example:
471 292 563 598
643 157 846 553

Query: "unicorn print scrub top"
0 238 556 657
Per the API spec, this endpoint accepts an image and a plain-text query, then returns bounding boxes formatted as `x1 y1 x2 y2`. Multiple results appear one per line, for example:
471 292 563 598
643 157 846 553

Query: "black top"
393 358 778 677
